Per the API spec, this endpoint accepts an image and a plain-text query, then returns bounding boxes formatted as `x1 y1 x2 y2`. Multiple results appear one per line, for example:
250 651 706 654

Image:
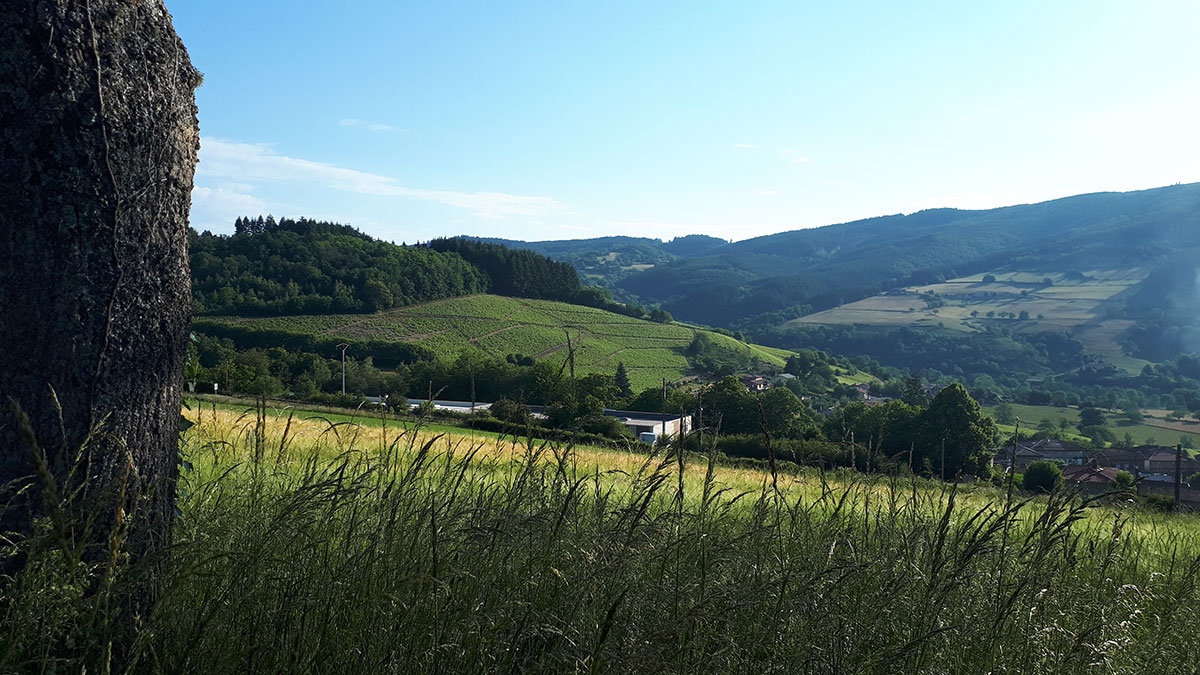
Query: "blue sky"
171 1 1200 243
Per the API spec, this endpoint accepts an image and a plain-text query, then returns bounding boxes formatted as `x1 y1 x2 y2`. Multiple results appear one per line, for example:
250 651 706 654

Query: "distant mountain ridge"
472 183 1200 330
468 234 727 287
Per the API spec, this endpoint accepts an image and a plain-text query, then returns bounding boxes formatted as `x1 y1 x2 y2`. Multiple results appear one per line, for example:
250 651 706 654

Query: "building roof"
1062 463 1121 484
602 408 688 425
1017 438 1089 454
1095 447 1154 461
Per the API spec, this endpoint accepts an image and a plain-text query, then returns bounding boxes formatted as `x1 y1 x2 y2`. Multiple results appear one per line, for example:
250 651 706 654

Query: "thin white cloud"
793 156 811 164
196 138 564 218
190 186 270 230
340 118 405 133
753 190 781 196
907 191 1031 212
733 143 757 149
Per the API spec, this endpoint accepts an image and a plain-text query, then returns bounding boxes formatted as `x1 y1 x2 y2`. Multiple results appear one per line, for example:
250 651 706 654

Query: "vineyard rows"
203 294 792 388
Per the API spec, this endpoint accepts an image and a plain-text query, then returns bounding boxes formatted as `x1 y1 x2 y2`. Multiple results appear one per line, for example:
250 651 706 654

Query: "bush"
573 414 633 439
1023 460 1062 494
1112 470 1136 495
1144 494 1176 512
490 397 532 425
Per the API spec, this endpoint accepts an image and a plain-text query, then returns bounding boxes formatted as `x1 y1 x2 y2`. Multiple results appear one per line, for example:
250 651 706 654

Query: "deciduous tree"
0 1 199 561
916 384 996 477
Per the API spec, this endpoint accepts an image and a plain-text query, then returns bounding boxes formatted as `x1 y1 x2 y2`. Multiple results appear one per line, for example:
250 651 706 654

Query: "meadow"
789 268 1150 372
201 294 798 391
5 402 1199 673
987 402 1200 449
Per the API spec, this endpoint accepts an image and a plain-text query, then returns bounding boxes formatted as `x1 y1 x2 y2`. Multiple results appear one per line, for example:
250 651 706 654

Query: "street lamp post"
337 343 350 395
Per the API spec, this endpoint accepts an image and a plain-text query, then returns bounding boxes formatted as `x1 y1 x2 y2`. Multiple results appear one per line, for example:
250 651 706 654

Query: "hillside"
621 183 1200 328
191 217 487 315
472 234 728 287
196 294 793 391
789 266 1152 373
191 217 609 317
480 184 1200 337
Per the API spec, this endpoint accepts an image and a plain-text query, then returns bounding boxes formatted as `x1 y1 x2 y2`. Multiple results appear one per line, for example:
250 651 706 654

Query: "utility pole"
1176 443 1183 509
564 329 576 380
697 388 703 453
337 343 350 395
1006 419 1020 502
661 378 667 441
850 431 856 471
940 436 946 482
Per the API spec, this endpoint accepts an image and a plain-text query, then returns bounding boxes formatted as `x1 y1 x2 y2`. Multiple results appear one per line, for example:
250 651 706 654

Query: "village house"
999 438 1092 470
405 399 693 443
921 382 949 398
1145 450 1200 477
1138 482 1200 511
1061 461 1122 496
741 375 770 393
1092 447 1158 474
404 398 490 413
602 409 693 442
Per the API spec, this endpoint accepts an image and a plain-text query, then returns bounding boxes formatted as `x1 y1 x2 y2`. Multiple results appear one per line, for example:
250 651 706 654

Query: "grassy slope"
14 402 1194 671
986 402 1200 449
790 268 1150 373
145 406 1196 672
201 294 795 391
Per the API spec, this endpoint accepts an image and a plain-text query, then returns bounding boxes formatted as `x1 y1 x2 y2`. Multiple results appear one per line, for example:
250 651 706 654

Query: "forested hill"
620 183 1200 327
474 184 1200 329
470 234 728 286
427 237 583 301
190 217 604 316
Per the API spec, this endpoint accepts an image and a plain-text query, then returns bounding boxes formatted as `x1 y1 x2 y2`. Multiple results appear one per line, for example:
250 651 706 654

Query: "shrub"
574 414 633 439
1112 470 1136 494
490 397 532 425
1144 494 1176 512
1023 460 1062 494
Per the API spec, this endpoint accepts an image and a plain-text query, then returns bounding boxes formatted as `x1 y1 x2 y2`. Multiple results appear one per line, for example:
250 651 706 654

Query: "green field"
789 267 1149 372
13 401 1198 672
202 295 794 391
986 402 1200 449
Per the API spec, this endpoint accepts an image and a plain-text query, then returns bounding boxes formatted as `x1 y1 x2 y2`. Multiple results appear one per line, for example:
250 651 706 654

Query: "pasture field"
986 402 1200 449
203 295 798 391
789 267 1149 371
9 403 1197 673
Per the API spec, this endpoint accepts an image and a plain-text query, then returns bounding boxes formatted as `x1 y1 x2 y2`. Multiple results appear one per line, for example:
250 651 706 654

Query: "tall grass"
3 402 1199 673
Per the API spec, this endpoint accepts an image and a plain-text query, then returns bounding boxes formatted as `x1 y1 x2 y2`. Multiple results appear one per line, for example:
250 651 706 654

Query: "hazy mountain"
615 183 1200 328
468 234 727 287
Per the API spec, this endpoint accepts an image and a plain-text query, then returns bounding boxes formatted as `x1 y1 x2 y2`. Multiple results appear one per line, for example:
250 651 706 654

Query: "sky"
170 0 1200 244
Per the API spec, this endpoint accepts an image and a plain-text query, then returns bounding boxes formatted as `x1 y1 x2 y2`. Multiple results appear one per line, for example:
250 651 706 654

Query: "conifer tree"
614 362 633 398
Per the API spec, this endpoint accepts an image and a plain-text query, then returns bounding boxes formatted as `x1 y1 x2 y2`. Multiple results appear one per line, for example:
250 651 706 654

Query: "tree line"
191 217 488 315
190 219 675 322
188 332 995 478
